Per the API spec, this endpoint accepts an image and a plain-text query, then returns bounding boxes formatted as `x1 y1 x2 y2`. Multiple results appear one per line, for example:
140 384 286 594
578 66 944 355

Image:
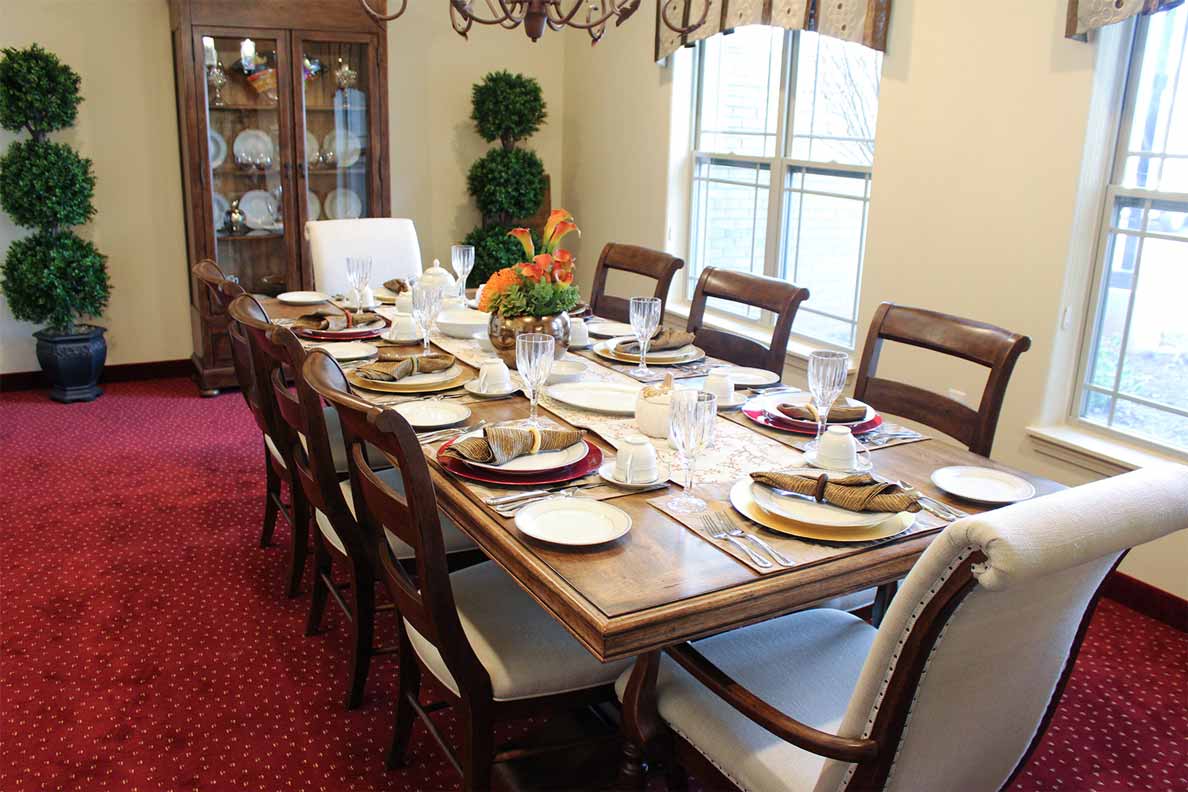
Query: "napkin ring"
812 475 829 503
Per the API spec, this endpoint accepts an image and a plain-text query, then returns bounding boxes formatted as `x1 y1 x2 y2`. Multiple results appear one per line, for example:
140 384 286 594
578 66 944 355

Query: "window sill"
664 300 856 377
1026 424 1186 477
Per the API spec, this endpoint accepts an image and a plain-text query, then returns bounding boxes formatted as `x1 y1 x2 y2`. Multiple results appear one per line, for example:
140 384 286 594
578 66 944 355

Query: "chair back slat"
685 267 810 374
589 243 685 323
302 352 486 684
854 302 1031 456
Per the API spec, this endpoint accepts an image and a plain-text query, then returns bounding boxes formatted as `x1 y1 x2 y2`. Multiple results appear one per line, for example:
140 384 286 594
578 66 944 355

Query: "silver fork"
889 479 968 520
700 514 773 568
709 512 795 568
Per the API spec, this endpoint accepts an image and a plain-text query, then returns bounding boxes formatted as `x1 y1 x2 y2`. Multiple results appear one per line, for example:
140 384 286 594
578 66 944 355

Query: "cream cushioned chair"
305 218 421 296
617 464 1188 792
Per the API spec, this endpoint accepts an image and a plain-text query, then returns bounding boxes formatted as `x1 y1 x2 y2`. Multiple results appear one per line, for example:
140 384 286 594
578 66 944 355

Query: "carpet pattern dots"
1 378 1186 791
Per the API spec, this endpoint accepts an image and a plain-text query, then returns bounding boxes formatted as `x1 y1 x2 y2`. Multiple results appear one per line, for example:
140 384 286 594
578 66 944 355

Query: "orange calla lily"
508 227 535 260
542 209 573 248
544 221 579 254
554 267 574 285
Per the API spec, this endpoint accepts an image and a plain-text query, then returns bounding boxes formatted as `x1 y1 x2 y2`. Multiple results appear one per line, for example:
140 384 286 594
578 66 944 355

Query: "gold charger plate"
346 368 474 394
593 340 706 366
728 478 914 543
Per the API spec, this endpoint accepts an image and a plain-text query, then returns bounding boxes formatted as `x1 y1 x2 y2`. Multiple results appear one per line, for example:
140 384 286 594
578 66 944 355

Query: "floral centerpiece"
481 209 581 364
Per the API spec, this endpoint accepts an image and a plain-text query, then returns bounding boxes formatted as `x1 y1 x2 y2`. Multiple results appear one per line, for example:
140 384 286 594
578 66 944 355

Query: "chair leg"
872 582 898 627
386 625 422 770
260 447 280 548
345 561 375 710
460 704 495 792
305 537 332 636
286 494 310 598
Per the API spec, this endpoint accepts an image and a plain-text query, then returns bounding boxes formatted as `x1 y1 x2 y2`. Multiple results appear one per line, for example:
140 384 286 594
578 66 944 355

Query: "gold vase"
488 312 571 366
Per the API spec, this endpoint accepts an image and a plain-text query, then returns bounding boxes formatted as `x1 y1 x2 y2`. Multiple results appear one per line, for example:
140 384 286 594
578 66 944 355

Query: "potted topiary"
0 44 110 402
463 70 549 287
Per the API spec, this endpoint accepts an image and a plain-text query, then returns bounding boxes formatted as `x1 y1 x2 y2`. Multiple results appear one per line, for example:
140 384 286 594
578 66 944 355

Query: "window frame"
1072 13 1188 458
684 28 878 350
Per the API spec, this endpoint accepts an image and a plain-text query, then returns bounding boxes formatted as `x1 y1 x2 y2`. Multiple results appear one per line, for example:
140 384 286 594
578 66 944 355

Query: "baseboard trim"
1102 571 1188 632
1 359 193 392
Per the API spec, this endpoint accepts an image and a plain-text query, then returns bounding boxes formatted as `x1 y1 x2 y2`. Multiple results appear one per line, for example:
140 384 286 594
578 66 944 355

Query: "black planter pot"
33 324 107 403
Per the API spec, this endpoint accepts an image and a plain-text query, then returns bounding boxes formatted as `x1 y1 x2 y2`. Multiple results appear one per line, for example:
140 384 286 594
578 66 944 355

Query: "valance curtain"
655 0 891 62
1066 0 1184 38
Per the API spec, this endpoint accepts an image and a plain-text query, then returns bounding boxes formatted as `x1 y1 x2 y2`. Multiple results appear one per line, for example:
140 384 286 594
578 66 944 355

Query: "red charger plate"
293 315 391 341
436 437 603 486
742 404 883 436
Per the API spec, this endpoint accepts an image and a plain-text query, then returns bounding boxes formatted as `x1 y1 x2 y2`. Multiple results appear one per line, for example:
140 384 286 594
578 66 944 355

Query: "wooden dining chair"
854 303 1032 457
588 243 685 323
685 267 810 375
304 351 633 790
192 258 237 312
619 465 1188 792
228 294 312 598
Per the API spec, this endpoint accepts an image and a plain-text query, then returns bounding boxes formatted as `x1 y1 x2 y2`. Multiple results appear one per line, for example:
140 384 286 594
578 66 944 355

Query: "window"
688 26 882 348
1079 5 1188 454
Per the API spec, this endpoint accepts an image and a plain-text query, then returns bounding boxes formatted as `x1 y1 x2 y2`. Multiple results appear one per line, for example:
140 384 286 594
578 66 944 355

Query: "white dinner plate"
209 130 227 169
515 498 632 547
435 308 489 338
391 400 471 431
750 480 889 528
240 189 279 230
325 188 363 219
323 130 363 168
731 479 915 543
930 466 1036 505
306 189 321 221
454 428 589 473
751 391 877 426
212 192 229 231
597 461 670 490
463 380 520 398
546 359 588 384
608 337 697 361
315 341 376 362
278 291 331 305
713 366 781 388
546 381 641 415
395 364 463 387
233 128 273 162
586 320 635 338
305 130 319 163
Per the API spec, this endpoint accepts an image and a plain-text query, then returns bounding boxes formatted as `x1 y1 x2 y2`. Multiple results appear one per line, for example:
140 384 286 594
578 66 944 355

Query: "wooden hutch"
169 0 390 393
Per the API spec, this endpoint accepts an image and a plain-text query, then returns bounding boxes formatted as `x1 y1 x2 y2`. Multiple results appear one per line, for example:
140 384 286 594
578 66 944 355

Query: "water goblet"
629 296 662 375
806 350 850 451
345 256 372 310
451 244 475 301
668 390 717 514
411 280 444 354
516 333 556 428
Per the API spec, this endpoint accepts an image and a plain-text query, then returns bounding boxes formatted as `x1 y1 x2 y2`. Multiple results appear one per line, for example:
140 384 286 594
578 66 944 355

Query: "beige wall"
0 0 190 374
561 0 1188 596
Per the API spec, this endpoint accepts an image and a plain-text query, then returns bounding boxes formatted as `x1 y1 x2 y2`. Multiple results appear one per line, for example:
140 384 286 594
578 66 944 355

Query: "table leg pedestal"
616 651 661 790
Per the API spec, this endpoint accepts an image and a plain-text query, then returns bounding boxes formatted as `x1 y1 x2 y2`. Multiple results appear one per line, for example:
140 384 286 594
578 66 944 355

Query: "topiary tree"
0 44 109 335
464 71 547 287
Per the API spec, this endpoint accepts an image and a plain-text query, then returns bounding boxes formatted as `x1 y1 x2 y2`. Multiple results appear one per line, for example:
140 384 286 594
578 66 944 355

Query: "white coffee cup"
615 435 659 484
816 425 859 470
474 332 495 352
386 314 417 340
477 359 511 393
704 367 735 402
569 319 590 347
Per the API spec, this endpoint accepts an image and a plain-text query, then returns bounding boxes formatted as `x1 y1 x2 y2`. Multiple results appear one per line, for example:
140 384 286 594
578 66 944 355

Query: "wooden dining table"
261 297 1062 786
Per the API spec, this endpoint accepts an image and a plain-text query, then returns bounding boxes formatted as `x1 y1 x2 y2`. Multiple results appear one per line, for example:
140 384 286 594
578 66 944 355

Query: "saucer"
463 380 520 398
802 449 873 474
382 333 422 345
597 460 670 490
714 392 747 411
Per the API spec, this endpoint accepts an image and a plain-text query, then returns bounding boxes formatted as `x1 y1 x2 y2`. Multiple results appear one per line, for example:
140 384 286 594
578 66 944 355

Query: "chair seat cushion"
314 468 475 559
615 609 876 792
406 561 632 702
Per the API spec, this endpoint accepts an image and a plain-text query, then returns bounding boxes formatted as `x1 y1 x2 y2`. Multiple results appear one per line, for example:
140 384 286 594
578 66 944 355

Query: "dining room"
1 0 1187 790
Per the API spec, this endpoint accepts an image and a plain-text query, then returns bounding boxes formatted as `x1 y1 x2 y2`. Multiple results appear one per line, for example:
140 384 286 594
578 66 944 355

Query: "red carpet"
1 377 1186 791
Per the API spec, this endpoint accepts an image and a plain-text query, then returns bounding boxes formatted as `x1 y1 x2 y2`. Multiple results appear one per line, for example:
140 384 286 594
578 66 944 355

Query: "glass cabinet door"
293 35 378 235
198 31 297 296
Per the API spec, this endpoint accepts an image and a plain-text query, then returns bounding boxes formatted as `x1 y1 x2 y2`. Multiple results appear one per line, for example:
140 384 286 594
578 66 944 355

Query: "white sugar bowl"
635 389 673 439
419 258 457 292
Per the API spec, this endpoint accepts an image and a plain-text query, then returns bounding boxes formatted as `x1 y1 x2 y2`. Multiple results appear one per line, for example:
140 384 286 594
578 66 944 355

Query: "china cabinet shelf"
209 104 280 112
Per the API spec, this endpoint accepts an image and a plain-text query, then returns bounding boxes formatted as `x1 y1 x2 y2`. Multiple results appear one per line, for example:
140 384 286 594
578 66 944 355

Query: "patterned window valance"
1066 0 1184 38
655 0 890 62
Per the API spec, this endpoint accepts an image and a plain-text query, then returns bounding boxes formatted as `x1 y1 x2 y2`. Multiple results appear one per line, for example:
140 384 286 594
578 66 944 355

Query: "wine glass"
345 256 372 310
451 244 475 302
516 333 556 428
668 389 717 514
806 350 850 450
411 280 444 354
629 297 662 375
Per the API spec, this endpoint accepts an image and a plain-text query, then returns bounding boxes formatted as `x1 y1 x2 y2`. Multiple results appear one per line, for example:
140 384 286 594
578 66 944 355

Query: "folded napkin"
354 354 455 382
443 425 583 466
617 328 695 355
383 278 410 294
750 471 921 514
777 400 867 423
292 308 382 332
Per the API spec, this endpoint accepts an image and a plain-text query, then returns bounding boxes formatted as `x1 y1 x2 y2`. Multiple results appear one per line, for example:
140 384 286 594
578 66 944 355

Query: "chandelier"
357 0 709 44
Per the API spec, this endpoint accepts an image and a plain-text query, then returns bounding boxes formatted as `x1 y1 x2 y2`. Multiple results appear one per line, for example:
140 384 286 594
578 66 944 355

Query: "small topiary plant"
464 71 548 286
0 44 109 335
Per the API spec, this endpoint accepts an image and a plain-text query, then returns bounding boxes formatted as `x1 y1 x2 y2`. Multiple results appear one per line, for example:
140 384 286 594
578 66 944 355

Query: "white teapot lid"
420 258 457 289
